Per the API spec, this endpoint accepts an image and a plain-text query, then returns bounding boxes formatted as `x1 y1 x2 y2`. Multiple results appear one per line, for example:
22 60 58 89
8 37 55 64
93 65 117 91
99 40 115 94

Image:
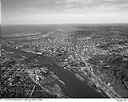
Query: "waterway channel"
3 46 108 98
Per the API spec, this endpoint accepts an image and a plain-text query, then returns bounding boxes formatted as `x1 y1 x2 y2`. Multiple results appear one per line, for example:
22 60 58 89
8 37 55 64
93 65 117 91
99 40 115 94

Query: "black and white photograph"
1 0 128 101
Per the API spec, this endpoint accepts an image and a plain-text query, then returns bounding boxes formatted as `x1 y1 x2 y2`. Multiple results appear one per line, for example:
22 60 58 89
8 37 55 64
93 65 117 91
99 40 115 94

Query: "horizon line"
2 22 128 26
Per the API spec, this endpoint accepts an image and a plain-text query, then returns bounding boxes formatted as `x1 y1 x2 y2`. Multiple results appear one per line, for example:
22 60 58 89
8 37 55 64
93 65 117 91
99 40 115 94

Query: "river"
3 46 108 98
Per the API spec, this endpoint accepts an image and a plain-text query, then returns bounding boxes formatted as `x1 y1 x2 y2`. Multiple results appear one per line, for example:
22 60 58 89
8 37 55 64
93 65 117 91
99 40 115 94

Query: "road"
73 53 121 98
79 64 121 98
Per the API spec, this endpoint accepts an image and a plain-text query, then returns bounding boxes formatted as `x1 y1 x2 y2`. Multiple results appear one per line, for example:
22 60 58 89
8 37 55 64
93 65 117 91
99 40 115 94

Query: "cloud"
57 0 94 6
0 1 1 23
13 11 128 24
56 0 94 12
98 3 119 10
105 0 117 2
116 3 128 8
63 0 93 4
56 0 128 15
2 0 128 24
98 2 128 10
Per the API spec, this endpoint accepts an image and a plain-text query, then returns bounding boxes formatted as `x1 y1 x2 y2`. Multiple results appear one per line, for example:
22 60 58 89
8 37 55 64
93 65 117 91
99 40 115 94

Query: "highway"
79 64 121 98
74 53 121 98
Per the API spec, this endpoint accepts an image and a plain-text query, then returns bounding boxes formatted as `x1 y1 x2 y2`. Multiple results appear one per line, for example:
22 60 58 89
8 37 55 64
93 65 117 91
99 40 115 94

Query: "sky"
1 0 128 24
